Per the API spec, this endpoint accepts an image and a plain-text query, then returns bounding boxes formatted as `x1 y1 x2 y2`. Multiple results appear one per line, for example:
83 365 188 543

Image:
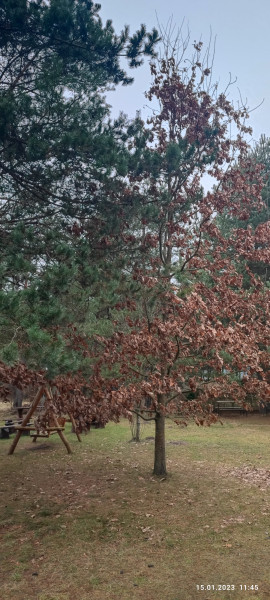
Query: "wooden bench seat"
215 401 248 415
14 426 65 431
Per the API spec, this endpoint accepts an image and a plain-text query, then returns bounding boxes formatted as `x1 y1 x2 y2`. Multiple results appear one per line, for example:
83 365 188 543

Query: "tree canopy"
91 46 270 475
0 3 269 475
0 0 158 371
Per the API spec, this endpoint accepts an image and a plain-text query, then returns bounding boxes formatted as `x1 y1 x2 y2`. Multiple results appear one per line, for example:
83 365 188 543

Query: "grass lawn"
0 413 270 600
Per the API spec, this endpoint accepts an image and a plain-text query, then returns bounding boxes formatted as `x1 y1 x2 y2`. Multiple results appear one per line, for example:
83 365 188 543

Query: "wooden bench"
215 400 248 416
1 419 34 439
14 425 65 442
8 386 72 455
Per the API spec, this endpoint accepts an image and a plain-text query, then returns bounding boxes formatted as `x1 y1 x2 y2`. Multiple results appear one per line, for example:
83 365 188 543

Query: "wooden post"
54 415 72 454
8 386 45 455
44 388 72 454
69 414 82 442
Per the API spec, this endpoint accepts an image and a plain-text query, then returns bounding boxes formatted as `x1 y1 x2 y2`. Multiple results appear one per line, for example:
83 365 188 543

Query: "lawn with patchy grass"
0 414 270 600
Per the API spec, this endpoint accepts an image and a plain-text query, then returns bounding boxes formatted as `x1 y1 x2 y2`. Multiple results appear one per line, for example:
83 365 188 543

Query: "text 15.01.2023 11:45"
196 585 259 592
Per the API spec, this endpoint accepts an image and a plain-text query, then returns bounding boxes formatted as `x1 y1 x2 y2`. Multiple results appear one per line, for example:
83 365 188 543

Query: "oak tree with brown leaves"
93 42 270 476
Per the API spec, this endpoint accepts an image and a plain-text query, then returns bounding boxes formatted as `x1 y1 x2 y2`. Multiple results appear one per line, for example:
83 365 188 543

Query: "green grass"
0 415 270 599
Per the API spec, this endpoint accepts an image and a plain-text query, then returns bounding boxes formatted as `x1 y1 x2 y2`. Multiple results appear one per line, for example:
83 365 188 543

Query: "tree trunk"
12 386 23 408
135 412 141 442
153 411 167 476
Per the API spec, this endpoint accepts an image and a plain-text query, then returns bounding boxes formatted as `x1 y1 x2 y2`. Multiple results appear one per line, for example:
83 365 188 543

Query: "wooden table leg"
8 386 45 455
44 388 72 454
69 414 82 442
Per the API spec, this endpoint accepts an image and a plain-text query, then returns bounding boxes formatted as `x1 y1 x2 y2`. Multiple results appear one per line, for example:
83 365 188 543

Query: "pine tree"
0 0 159 372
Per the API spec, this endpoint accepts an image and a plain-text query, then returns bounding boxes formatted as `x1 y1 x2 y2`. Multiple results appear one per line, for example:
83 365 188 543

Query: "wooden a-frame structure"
8 385 80 455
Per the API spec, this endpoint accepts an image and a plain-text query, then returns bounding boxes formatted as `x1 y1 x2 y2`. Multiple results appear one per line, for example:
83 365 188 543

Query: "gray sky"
99 0 270 146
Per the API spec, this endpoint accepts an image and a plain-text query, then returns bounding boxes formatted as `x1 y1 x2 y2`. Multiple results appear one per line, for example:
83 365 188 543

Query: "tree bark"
153 411 167 476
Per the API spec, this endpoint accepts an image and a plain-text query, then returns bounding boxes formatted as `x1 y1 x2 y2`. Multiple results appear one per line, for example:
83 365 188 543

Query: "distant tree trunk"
135 413 141 442
12 386 23 408
153 411 167 476
130 408 142 442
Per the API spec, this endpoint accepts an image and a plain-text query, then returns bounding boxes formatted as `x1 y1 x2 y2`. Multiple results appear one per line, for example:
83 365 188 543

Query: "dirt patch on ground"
167 440 188 445
28 443 55 452
142 437 188 445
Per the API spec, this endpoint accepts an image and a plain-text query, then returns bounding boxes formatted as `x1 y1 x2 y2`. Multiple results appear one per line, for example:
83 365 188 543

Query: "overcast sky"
99 0 270 147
